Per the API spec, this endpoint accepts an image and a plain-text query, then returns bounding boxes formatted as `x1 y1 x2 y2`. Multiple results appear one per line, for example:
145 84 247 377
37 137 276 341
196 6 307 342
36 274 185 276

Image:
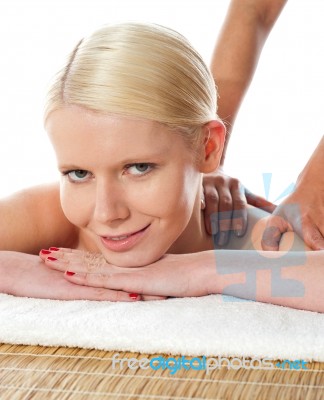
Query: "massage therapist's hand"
262 137 324 251
0 250 145 301
40 248 211 298
203 169 275 245
262 184 324 251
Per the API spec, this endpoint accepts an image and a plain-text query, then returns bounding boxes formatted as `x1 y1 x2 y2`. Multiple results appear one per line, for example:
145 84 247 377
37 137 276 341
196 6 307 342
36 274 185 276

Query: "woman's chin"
102 250 163 268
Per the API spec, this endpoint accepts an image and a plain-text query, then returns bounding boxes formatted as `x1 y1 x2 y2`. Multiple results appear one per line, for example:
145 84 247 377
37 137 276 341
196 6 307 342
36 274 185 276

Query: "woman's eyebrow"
57 150 168 172
118 146 172 163
58 165 83 171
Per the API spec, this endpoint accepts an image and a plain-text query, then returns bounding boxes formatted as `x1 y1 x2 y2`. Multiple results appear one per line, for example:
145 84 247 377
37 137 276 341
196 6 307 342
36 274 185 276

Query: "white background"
0 0 323 201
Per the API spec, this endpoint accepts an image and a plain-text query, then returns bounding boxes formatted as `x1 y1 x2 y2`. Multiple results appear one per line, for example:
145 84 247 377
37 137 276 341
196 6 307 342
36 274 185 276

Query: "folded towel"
0 293 323 361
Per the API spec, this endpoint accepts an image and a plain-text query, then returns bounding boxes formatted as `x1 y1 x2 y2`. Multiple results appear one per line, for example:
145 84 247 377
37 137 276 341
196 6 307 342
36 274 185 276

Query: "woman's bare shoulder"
218 205 309 252
0 182 79 254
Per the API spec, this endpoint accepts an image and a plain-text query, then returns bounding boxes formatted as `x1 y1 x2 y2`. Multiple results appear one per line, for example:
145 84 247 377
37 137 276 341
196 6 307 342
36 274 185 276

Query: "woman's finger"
65 272 165 301
43 256 71 271
45 254 106 274
41 249 108 274
64 270 148 293
39 247 84 262
58 280 142 302
141 295 168 301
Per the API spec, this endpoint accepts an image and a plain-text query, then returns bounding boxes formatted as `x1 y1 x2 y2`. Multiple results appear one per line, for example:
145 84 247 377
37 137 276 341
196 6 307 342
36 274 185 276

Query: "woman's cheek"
59 183 92 228
132 173 190 219
150 176 178 209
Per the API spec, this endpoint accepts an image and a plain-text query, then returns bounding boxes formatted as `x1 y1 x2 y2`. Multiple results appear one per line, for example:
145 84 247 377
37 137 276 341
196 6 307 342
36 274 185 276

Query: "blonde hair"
45 22 218 145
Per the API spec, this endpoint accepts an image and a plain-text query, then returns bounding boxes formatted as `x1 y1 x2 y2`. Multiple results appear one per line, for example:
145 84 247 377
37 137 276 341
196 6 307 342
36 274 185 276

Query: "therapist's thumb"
261 215 291 251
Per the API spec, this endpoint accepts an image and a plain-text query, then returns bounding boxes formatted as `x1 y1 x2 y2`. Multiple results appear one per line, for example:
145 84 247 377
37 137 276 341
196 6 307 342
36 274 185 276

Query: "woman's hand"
203 169 275 245
40 248 212 298
1 250 148 302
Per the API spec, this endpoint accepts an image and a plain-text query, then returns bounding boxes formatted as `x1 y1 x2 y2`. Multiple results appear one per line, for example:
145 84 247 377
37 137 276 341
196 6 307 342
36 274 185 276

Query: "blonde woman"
1 23 323 312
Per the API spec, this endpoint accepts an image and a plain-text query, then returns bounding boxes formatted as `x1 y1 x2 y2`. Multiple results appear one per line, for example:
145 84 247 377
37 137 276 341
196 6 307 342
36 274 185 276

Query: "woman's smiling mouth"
100 225 151 252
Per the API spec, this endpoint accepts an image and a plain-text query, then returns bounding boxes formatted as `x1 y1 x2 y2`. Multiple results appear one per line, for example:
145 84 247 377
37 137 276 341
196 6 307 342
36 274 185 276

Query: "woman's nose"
93 180 130 223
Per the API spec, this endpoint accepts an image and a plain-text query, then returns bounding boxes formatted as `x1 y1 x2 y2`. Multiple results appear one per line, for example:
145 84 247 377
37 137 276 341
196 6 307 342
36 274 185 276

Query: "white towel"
0 293 323 361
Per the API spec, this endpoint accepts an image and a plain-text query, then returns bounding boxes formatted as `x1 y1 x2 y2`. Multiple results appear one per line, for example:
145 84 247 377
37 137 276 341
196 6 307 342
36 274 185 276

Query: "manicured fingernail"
49 247 60 251
66 271 75 276
41 249 51 255
129 293 139 300
47 257 58 261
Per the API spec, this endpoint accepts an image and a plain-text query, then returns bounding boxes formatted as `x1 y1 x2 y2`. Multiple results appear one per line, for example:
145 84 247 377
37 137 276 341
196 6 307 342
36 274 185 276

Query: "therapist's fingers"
204 177 248 244
203 172 251 243
301 224 324 250
300 223 324 250
215 186 233 246
261 199 324 251
245 188 276 213
230 178 248 237
203 182 220 235
283 212 324 251
261 215 291 250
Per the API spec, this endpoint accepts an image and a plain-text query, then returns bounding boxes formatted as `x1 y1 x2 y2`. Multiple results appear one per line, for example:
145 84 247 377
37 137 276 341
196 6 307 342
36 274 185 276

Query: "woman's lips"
100 225 150 252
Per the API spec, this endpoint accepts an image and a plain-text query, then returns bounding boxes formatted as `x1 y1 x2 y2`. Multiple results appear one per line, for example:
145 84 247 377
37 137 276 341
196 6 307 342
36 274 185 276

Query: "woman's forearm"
0 250 143 302
206 249 324 313
43 246 324 312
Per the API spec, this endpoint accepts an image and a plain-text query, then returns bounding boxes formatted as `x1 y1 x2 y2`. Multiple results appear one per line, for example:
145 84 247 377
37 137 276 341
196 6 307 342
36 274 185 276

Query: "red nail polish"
129 293 139 300
49 247 60 251
47 257 58 261
66 271 75 276
41 249 51 255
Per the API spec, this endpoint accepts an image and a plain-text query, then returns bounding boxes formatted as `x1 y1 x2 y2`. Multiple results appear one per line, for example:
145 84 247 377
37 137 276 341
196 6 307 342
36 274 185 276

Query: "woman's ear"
198 120 225 173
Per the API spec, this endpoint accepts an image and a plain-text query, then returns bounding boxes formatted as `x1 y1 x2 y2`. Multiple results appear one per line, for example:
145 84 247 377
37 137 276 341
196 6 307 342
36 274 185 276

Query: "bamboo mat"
0 343 323 400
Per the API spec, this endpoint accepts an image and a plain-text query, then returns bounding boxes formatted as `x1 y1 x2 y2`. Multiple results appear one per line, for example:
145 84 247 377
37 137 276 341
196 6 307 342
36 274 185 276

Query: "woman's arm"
0 183 77 254
0 250 152 301
40 245 324 313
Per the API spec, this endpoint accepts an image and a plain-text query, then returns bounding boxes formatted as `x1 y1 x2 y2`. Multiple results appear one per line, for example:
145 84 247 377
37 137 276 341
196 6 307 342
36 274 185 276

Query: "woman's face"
46 106 202 267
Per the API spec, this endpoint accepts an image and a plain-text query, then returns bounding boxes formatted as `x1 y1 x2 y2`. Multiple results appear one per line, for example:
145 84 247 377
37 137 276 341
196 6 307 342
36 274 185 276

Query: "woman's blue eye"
67 170 90 181
127 163 152 175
